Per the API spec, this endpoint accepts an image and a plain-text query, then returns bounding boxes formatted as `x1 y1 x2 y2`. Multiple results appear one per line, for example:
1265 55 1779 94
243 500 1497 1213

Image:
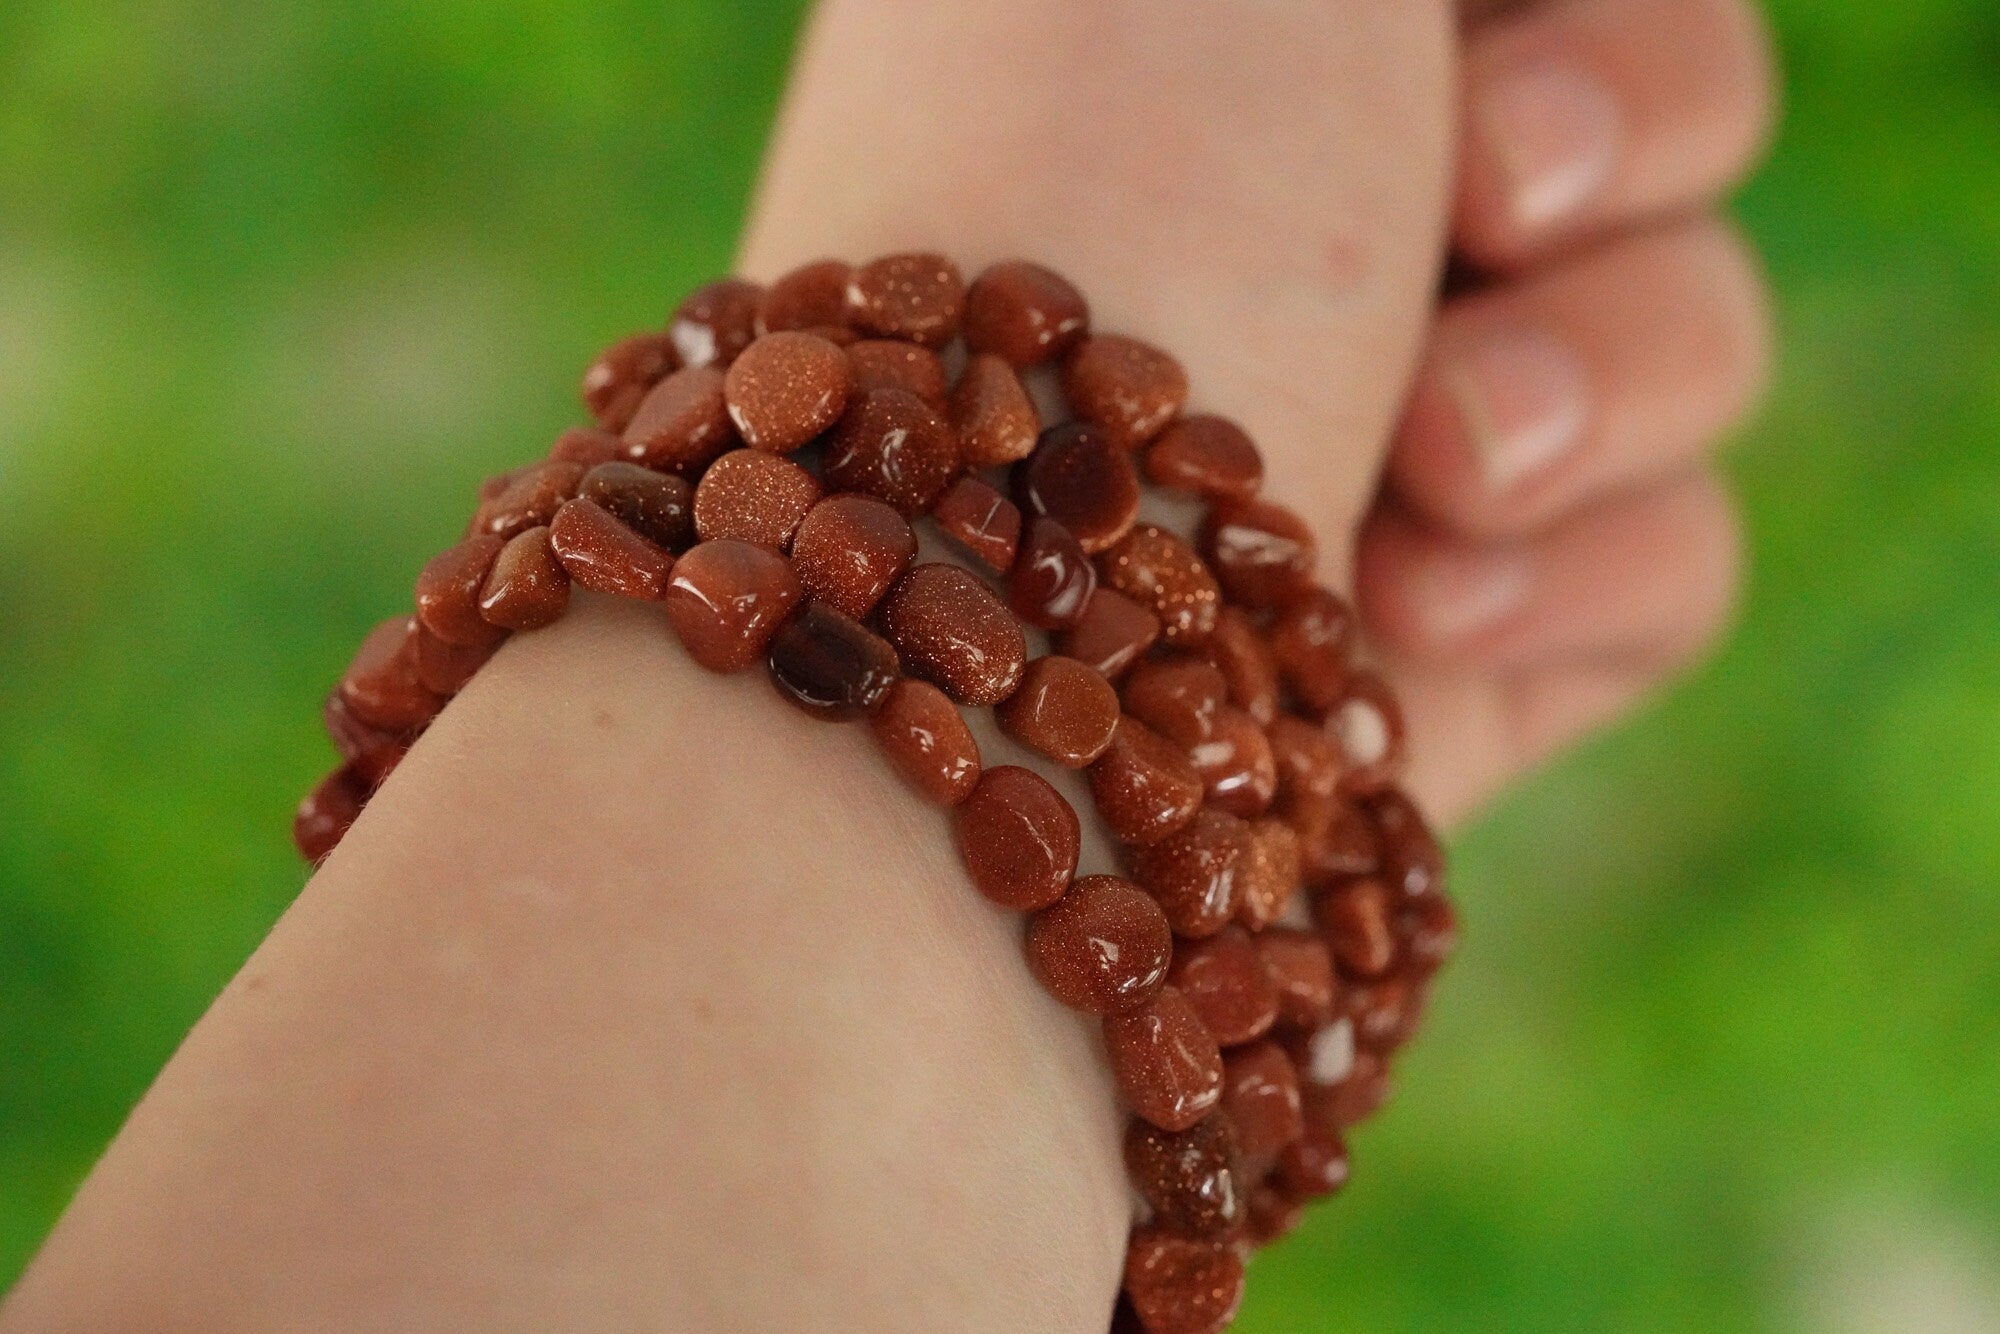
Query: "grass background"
2 2 1996 1328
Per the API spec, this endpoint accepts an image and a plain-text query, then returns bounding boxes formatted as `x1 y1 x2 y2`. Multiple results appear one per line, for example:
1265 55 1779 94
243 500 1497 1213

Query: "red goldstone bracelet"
295 253 1456 1334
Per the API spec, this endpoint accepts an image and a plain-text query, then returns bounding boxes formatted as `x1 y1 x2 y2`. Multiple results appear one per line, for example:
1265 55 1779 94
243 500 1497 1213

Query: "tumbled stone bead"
294 763 370 864
995 655 1120 767
789 494 916 620
1124 1115 1243 1241
870 678 981 805
952 765 1079 910
1200 499 1319 609
692 449 821 548
754 258 852 335
1398 890 1459 976
1168 926 1280 1047
1106 986 1225 1133
469 460 585 540
1267 714 1342 805
662 539 804 673
478 526 572 631
549 498 674 601
1276 1121 1351 1202
1092 718 1206 848
1023 874 1172 1014
1122 1224 1245 1334
1063 334 1188 450
1017 421 1141 554
1366 786 1444 899
1129 808 1249 938
1190 706 1278 819
1100 523 1220 645
669 277 763 368
1120 656 1227 748
1144 414 1264 504
1307 1049 1391 1129
845 251 965 347
412 624 499 697
1008 516 1097 631
722 330 853 454
1245 1184 1305 1248
1235 817 1304 931
1200 608 1280 725
622 365 737 474
323 692 410 786
1057 588 1160 681
1294 1015 1356 1087
580 462 695 553
547 424 629 468
415 533 507 647
340 617 443 731
963 259 1089 366
766 601 900 720
1287 791 1381 883
932 476 1021 573
1220 1040 1305 1161
1316 877 1398 979
844 339 948 408
797 323 857 346
1345 972 1428 1054
1327 670 1407 795
823 387 959 516
950 352 1040 467
581 332 676 432
1253 928 1338 1030
878 564 1026 706
1267 585 1355 713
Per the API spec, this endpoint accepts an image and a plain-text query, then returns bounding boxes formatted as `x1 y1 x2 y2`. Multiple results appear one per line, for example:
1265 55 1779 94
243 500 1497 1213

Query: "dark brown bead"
1190 706 1278 819
1124 1115 1243 1241
469 460 585 540
1144 415 1264 503
950 353 1040 467
412 623 499 697
580 462 695 552
963 260 1089 366
1105 986 1225 1132
1023 874 1172 1014
1201 499 1319 609
294 763 370 864
952 765 1079 910
1121 656 1227 748
1327 670 1407 795
931 476 1021 573
1063 334 1187 450
1345 972 1428 1054
722 331 852 453
340 617 444 731
1245 1185 1305 1248
547 425 628 468
549 498 674 601
1122 1225 1244 1334
323 692 410 786
755 259 852 335
415 534 507 647
669 277 762 368
766 601 900 720
662 539 804 673
995 655 1119 767
1315 877 1398 979
1168 926 1280 1048
1100 524 1220 645
581 332 676 432
1367 786 1444 900
1091 718 1206 848
1254 928 1338 1031
1287 792 1381 883
1221 1041 1305 1161
622 365 737 474
789 494 916 620
1399 890 1459 976
878 564 1026 706
692 449 821 548
822 387 960 516
1235 818 1303 931
478 526 571 631
1008 516 1097 631
844 339 948 408
1267 586 1356 712
1267 714 1342 805
1056 588 1161 681
1276 1122 1350 1202
1130 808 1249 939
1308 1049 1391 1128
870 679 981 805
845 251 965 347
1017 421 1141 554
1200 608 1280 725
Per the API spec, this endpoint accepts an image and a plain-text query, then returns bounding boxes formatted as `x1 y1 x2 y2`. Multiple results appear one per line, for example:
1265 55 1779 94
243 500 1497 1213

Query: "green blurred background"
1 2 1995 1328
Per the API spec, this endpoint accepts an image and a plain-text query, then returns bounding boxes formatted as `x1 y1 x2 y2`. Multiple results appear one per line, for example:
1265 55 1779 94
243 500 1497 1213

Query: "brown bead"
722 331 852 454
548 424 628 468
1100 524 1220 645
754 259 852 335
668 277 763 368
294 764 370 864
692 449 821 547
789 494 916 620
1221 1041 1305 1161
1056 588 1160 681
1121 656 1228 748
1276 1122 1351 1202
1124 1115 1243 1241
1144 415 1263 504
323 692 411 786
1017 421 1141 554
580 333 675 432
1091 718 1205 848
963 260 1089 366
1246 1185 1305 1248
1367 786 1444 900
1190 706 1278 819
1235 818 1304 932
822 388 960 516
879 564 1026 706
1008 516 1097 631
1063 334 1188 450
1345 971 1428 1054
1267 715 1342 805
1316 877 1398 979
1267 586 1355 712
662 539 804 673
478 526 571 631
870 679 981 805
844 339 948 408
995 655 1119 767
469 460 585 540
412 624 499 697
1200 608 1280 725
622 365 737 474
579 462 695 552
950 353 1040 467
415 533 507 647
798 323 858 347
766 601 900 720
1399 890 1459 977
845 251 965 347
1201 499 1319 609
1254 928 1338 1030
931 476 1021 573
1130 808 1249 939
1122 1225 1244 1334
952 765 1079 911
1308 1049 1391 1129
1169 926 1280 1048
1105 986 1224 1132
549 498 674 601
340 617 444 731
1327 670 1406 794
1287 792 1381 883
1023 874 1172 1014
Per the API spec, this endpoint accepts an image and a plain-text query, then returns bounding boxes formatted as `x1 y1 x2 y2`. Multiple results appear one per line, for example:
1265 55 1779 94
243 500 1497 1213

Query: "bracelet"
295 253 1456 1334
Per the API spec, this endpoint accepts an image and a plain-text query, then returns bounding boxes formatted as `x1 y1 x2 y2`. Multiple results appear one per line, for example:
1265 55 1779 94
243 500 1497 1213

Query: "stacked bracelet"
295 253 1457 1334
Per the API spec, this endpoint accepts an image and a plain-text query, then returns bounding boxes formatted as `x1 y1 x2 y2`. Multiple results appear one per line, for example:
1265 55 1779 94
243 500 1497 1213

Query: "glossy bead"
1189 706 1278 818
581 332 675 432
1254 928 1338 1030
1275 1122 1351 1202
1309 1050 1391 1128
1123 1115 1243 1240
1120 657 1227 748
789 494 916 620
1023 874 1172 1014
323 692 410 785
1008 516 1097 631
580 462 695 552
1100 523 1220 645
870 679 981 805
549 498 674 600
549 424 631 468
1105 986 1225 1131
1367 786 1444 899
1063 334 1187 450
844 251 965 347
478 526 571 630
1345 972 1427 1054
931 476 1021 572
1267 714 1342 805
995 655 1120 767
878 564 1026 706
1267 586 1355 712
414 533 507 647
754 258 851 335
1144 415 1263 503
766 601 900 720
844 339 948 407
963 260 1089 366
1017 421 1141 554
952 765 1079 910
469 460 585 540
622 365 737 474
692 449 821 547
1220 1041 1305 1160
294 764 370 864
1122 1225 1245 1334
1130 808 1249 938
822 387 960 516
722 331 852 453
1327 670 1406 794
662 539 804 673
1168 926 1280 1047
1316 877 1398 979
1090 718 1205 848
1235 818 1304 931
950 352 1040 467
1399 890 1459 976
412 624 499 697
1057 588 1160 681
339 617 441 731
668 277 762 368
1200 608 1280 725
1200 499 1318 609
1287 792 1380 883
1296 1016 1356 1086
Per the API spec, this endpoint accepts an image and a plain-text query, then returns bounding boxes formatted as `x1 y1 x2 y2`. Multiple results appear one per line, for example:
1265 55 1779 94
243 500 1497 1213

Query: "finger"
1455 0 1778 269
1389 218 1771 539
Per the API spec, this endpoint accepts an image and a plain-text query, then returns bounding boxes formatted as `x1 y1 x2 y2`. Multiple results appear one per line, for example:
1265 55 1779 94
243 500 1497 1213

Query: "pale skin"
1 1 1774 1330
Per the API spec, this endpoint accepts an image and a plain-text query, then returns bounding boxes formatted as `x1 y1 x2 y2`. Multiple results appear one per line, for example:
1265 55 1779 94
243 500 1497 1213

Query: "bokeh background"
2 2 1996 1329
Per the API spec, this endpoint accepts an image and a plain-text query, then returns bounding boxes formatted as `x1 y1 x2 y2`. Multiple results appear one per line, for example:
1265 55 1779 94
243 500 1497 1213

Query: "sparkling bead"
1023 874 1172 1014
722 331 853 453
1091 718 1206 848
1120 656 1228 748
870 679 981 805
1327 670 1406 794
1123 1115 1243 1240
1064 334 1187 450
547 426 627 467
622 365 737 474
1018 421 1141 554
478 526 571 631
1267 715 1342 805
823 387 960 516
1220 1041 1305 1160
1128 808 1249 938
1100 523 1220 645
414 534 507 647
1008 516 1097 631
1104 986 1225 1133
1189 706 1277 818
579 462 695 552
1287 792 1381 883
1253 928 1338 1030
1267 585 1355 713
338 617 441 731
995 655 1120 768
581 333 675 432
662 539 804 673
754 259 852 335
1122 1225 1244 1334
951 352 1040 467
789 494 916 620
963 260 1089 366
1200 499 1318 609
549 498 674 601
1167 926 1280 1047
669 277 762 368
1315 877 1398 979
294 764 370 864
766 601 900 720
931 476 1021 572
845 252 965 347
879 564 1027 706
412 624 499 697
1200 608 1279 725
1056 588 1160 681
1235 818 1303 931
469 460 584 540
952 765 1079 910
844 339 948 407
1144 414 1263 503
692 449 821 547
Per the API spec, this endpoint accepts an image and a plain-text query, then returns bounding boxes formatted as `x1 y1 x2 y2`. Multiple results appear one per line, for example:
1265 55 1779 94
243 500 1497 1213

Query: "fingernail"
1409 545 1531 645
1442 327 1590 494
1478 59 1621 230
